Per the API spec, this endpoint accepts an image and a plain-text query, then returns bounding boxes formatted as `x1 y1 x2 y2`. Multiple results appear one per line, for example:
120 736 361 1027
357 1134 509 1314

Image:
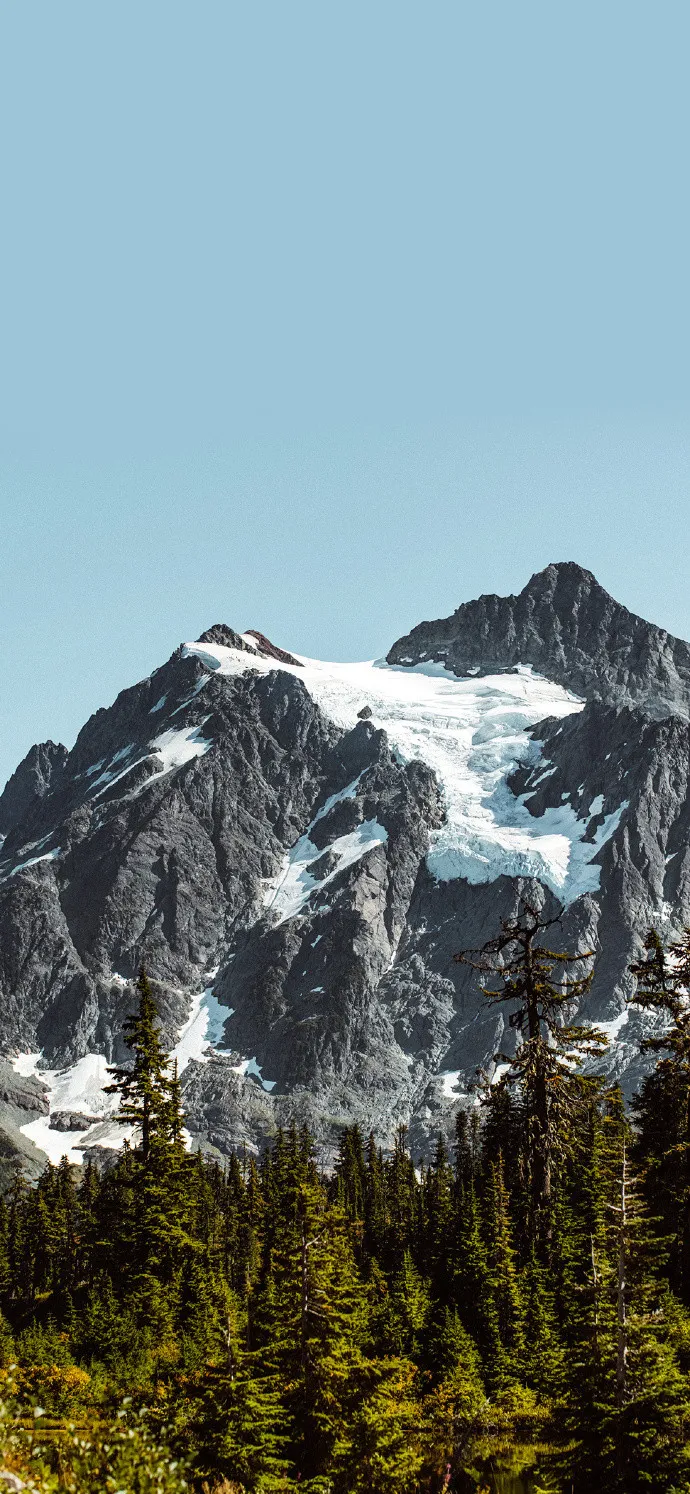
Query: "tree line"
1 905 690 1491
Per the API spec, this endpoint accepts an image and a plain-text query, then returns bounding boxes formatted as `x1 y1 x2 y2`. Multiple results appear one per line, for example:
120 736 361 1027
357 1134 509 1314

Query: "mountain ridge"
1 561 689 1168
388 561 690 719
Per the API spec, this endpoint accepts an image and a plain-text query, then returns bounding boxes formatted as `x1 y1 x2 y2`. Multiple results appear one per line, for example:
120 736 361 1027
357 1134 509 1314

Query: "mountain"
1 562 689 1169
389 562 690 718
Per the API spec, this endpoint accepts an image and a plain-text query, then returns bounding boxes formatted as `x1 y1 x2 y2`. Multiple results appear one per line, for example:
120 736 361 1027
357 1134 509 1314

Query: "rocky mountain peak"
0 741 68 838
387 561 690 719
196 625 303 668
196 624 256 652
3 570 690 1171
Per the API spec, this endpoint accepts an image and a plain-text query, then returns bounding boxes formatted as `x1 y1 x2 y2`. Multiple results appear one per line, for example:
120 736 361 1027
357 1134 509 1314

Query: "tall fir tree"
105 967 177 1160
456 896 605 1255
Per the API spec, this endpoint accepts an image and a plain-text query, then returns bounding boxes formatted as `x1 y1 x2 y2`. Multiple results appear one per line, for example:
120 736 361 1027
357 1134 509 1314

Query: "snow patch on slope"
11 985 237 1165
150 723 212 774
183 641 626 906
262 775 388 924
3 847 61 881
230 1056 276 1091
14 1053 125 1165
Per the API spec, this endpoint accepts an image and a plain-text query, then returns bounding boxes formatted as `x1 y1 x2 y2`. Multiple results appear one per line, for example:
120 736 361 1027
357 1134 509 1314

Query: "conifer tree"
452 1168 501 1378
567 1087 690 1492
421 1136 455 1299
105 967 177 1160
629 925 690 1301
483 1155 525 1383
456 896 605 1254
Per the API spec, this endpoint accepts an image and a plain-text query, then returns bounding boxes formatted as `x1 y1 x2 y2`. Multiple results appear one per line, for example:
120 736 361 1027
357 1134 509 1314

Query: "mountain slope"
1 565 688 1164
388 562 690 719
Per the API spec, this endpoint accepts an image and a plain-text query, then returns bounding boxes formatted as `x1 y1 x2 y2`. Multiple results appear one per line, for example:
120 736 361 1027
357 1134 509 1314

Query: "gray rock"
3 567 690 1168
50 1110 99 1131
0 740 68 837
387 562 690 719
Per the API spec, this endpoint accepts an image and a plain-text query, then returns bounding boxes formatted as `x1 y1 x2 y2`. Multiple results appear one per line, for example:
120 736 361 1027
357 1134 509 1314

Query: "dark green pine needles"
2 926 690 1491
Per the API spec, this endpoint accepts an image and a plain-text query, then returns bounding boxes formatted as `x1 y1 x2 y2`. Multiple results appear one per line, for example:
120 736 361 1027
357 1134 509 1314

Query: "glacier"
183 641 625 906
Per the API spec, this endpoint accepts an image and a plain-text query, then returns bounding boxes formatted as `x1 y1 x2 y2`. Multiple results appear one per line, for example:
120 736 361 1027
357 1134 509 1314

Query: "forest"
1 904 690 1493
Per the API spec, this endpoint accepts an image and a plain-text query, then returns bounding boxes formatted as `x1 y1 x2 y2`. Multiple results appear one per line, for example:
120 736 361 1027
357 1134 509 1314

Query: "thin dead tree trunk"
591 1233 600 1365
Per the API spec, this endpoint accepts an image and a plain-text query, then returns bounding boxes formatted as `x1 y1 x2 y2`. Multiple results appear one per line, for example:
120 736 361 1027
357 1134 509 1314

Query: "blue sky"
1 2 689 788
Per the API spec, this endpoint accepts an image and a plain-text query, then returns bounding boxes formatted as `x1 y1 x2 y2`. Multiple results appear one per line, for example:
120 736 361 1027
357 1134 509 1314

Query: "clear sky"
1 2 689 790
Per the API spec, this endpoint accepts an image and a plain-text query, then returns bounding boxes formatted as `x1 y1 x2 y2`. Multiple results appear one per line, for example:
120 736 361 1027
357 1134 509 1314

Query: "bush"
0 1377 190 1493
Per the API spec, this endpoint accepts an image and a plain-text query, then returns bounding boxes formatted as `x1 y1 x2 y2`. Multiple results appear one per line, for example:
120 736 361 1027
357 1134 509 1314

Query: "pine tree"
333 1125 367 1224
629 925 690 1302
182 1286 291 1490
567 1087 690 1492
452 1170 501 1380
483 1155 525 1384
105 967 176 1160
420 1136 455 1299
455 896 605 1255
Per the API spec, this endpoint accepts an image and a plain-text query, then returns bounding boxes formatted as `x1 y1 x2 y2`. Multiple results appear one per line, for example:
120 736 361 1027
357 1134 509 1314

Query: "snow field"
12 984 237 1165
263 772 389 924
183 641 627 906
6 636 634 1163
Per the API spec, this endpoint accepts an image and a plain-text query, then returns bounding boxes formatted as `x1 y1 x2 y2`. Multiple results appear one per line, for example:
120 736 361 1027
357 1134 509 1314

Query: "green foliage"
4 935 690 1492
456 898 606 1257
0 1376 190 1493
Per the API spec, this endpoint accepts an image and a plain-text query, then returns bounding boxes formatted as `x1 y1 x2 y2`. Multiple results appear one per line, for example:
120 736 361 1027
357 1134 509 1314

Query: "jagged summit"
387 561 690 719
196 624 303 668
3 565 690 1170
0 741 68 839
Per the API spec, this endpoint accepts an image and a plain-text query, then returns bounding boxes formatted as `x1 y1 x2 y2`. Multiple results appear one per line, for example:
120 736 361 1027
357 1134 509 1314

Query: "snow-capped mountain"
1 562 688 1171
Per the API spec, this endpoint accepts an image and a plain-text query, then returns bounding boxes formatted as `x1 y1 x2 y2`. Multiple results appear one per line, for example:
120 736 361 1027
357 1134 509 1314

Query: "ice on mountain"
530 764 557 787
170 675 210 716
196 989 234 1049
12 1053 42 1078
182 640 631 907
89 751 149 798
3 847 61 881
13 1052 125 1165
150 723 212 774
84 758 106 777
265 819 389 925
170 986 237 1071
231 1056 276 1091
11 982 238 1165
439 1070 462 1099
310 773 364 826
181 641 229 671
87 745 137 792
595 1008 630 1041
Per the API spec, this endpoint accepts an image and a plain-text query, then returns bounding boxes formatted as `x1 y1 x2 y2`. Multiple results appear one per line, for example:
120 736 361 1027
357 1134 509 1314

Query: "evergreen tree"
630 925 690 1302
105 967 177 1160
455 896 605 1254
567 1088 690 1492
483 1155 525 1384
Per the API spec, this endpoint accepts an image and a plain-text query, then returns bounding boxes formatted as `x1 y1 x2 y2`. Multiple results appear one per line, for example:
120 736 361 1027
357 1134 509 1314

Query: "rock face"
0 1061 50 1186
2 564 690 1167
387 562 690 719
0 742 68 838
